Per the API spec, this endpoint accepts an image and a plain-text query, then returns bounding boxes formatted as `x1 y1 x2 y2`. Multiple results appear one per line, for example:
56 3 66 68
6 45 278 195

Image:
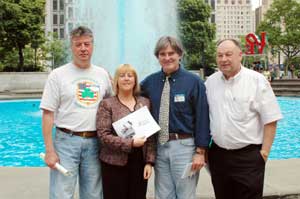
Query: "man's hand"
45 151 59 169
191 148 206 171
191 153 206 171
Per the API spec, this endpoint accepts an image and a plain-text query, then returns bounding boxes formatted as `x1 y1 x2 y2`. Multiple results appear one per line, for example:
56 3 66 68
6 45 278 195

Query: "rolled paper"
40 153 71 176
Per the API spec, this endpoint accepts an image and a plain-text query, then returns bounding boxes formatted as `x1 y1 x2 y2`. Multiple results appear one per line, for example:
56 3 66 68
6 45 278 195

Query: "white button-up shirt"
205 66 283 149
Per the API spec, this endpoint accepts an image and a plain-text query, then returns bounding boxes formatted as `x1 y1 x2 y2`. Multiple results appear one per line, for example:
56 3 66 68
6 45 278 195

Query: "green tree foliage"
177 0 216 75
0 0 45 71
43 33 70 69
257 0 300 70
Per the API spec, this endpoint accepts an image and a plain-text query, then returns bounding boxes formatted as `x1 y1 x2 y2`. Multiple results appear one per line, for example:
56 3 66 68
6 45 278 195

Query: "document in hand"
112 106 161 139
181 162 199 179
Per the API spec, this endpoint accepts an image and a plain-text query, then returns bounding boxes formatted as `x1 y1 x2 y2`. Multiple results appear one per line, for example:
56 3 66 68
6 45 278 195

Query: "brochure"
112 106 160 139
181 162 198 179
181 163 210 179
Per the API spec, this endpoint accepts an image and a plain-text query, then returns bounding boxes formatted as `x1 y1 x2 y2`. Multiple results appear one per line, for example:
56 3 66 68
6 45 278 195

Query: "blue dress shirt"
141 67 210 147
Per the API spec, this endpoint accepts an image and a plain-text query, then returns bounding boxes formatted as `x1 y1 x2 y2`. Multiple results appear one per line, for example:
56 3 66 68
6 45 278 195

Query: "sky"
252 0 260 9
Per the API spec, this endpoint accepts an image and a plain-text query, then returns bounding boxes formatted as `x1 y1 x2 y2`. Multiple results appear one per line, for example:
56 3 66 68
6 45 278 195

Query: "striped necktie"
158 76 170 144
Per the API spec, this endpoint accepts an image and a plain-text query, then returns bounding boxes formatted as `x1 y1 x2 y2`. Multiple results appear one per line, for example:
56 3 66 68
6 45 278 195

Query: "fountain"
72 0 178 79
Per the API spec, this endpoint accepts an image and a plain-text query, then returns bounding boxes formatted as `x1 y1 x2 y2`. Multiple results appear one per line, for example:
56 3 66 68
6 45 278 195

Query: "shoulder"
47 63 71 80
136 96 150 104
242 67 267 83
179 68 205 87
206 71 222 82
100 96 117 107
141 71 161 84
91 65 110 76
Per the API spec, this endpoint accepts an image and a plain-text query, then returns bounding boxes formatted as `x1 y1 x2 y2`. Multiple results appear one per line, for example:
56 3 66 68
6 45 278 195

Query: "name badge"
174 94 185 102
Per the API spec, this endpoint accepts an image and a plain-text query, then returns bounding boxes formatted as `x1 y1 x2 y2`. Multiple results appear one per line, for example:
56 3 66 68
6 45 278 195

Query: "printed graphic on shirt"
75 80 100 107
174 94 185 102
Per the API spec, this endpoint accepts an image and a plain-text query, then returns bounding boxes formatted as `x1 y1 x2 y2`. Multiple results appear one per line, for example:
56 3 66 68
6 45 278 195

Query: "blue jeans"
155 138 199 199
50 129 103 199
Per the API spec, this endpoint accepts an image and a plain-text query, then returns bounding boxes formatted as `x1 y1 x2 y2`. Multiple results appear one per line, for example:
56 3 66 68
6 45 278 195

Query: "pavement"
0 159 299 199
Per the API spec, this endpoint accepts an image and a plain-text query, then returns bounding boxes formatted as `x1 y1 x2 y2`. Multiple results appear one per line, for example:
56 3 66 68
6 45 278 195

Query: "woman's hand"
132 136 147 147
143 164 153 179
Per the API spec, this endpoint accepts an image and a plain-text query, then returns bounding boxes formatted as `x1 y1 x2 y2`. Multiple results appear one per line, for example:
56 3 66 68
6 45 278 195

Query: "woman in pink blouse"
96 64 156 199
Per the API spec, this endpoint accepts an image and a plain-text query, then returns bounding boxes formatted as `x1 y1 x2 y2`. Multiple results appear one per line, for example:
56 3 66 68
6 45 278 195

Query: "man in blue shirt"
141 36 210 199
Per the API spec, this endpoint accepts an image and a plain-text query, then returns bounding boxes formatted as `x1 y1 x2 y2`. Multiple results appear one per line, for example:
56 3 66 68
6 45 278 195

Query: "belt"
211 141 261 151
57 127 97 138
168 133 193 141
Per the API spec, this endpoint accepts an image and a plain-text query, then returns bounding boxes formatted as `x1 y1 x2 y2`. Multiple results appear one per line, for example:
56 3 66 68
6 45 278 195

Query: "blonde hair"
113 64 140 96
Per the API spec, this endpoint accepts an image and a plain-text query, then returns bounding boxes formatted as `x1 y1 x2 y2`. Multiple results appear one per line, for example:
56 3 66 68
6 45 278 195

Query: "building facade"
214 0 255 40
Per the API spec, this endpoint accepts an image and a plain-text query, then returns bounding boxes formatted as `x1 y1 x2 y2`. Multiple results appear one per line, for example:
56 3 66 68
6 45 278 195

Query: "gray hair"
154 36 184 58
217 38 242 51
70 26 93 42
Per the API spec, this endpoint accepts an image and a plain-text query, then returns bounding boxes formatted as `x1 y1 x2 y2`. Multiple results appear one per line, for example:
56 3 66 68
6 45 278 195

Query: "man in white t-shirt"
205 39 282 199
40 26 112 199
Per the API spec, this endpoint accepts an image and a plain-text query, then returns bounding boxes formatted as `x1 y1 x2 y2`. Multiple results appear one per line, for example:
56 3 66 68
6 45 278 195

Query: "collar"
159 66 182 82
221 65 244 83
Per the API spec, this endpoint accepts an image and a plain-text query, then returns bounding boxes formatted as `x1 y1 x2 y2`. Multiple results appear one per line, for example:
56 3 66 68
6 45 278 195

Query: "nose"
79 44 87 51
219 55 227 61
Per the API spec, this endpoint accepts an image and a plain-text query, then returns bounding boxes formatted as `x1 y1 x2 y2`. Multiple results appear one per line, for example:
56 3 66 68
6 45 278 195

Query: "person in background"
206 38 283 199
40 26 113 199
96 64 156 199
141 36 210 199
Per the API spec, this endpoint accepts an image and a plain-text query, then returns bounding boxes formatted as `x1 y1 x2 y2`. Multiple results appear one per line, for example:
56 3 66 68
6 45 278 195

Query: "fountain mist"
73 0 178 79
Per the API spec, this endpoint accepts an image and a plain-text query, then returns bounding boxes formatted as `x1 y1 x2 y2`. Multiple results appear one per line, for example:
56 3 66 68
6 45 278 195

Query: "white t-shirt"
205 66 283 149
40 63 113 131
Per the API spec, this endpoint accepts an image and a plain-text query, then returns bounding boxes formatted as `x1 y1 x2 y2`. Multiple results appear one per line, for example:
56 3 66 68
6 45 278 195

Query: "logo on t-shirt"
76 81 100 107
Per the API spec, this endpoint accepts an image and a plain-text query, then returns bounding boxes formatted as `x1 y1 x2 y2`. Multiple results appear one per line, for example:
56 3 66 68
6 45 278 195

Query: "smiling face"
71 35 93 68
117 71 136 94
158 45 181 75
216 40 242 79
114 64 140 95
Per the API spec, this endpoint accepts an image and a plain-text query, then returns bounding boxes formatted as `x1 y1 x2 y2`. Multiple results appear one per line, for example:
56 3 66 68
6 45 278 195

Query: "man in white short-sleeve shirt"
40 26 112 199
205 39 282 199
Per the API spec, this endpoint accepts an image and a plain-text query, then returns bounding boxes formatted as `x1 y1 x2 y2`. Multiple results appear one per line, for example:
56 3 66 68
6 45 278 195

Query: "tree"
0 0 45 71
177 0 216 75
43 33 69 69
257 0 300 72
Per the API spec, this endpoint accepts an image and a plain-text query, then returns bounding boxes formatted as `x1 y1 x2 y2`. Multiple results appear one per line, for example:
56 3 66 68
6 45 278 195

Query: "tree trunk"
18 44 24 72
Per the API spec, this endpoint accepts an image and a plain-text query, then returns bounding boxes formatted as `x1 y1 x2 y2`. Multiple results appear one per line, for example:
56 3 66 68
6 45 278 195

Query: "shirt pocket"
230 98 250 121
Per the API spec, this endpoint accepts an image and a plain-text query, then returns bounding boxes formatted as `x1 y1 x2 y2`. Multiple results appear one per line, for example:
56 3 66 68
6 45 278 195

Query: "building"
214 0 255 40
255 0 273 30
45 0 81 39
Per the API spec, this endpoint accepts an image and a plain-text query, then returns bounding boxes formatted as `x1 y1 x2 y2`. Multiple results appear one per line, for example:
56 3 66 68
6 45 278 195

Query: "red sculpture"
245 32 266 54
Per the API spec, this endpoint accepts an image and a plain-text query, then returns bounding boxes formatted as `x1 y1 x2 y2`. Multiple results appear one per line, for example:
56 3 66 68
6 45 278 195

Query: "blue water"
0 97 299 166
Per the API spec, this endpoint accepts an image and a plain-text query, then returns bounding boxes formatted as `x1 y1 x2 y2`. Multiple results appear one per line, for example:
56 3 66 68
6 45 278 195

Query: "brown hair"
70 26 93 42
154 36 184 58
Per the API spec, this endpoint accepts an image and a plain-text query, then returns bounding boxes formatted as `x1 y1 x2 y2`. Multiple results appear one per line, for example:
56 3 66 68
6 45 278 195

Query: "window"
53 14 58 25
60 0 64 10
60 28 64 39
68 23 73 33
53 0 58 10
60 15 64 25
68 7 73 19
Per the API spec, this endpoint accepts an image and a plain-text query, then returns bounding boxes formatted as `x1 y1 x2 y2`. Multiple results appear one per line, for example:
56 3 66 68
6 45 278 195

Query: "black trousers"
208 142 266 199
101 148 148 199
